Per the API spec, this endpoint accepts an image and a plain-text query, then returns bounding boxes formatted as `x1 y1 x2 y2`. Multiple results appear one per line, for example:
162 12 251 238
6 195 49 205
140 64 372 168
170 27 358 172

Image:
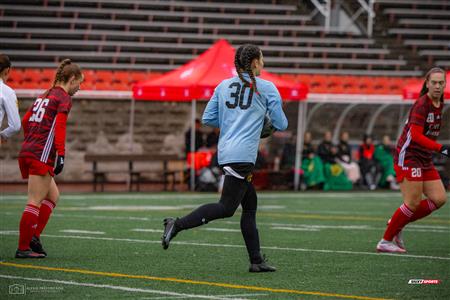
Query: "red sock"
383 204 413 241
410 199 437 222
35 199 56 238
18 204 40 251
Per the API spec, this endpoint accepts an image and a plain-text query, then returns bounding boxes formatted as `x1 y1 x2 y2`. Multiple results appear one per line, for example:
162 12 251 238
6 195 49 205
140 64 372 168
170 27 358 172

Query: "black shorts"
220 163 254 181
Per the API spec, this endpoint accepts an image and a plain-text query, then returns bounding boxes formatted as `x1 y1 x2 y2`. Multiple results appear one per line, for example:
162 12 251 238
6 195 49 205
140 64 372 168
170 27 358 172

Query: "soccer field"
0 192 449 300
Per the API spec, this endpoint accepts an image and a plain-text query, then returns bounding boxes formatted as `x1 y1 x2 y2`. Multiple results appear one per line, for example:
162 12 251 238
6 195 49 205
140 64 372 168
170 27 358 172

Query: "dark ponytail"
43 59 82 98
420 67 446 102
234 44 261 93
0 53 11 73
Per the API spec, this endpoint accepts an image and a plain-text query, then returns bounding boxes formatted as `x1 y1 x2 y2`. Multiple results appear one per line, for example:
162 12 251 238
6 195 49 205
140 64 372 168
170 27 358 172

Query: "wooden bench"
84 154 183 192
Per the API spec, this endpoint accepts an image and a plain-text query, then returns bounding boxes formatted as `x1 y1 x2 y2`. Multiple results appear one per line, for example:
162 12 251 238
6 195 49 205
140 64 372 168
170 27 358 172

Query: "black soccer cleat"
15 249 46 259
162 217 178 250
30 235 47 257
249 256 276 272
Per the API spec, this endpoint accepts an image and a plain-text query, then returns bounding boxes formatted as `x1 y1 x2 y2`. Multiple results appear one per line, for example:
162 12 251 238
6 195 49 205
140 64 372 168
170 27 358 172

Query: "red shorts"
394 165 441 183
18 157 54 179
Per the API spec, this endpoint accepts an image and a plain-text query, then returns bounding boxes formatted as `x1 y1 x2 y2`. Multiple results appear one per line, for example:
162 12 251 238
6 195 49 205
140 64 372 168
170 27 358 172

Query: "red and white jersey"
19 87 72 166
395 94 443 169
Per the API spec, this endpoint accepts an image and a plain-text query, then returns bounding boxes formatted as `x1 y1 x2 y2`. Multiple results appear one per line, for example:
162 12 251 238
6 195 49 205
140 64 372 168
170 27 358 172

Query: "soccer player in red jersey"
377 67 448 253
15 59 83 258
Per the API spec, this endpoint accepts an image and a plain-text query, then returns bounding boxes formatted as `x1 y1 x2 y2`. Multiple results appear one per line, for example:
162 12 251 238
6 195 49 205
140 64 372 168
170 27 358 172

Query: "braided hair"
419 67 446 102
234 44 262 94
43 58 82 98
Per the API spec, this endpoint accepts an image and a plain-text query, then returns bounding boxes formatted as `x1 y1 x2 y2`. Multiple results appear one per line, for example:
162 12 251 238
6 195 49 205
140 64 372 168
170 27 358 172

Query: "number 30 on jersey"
226 82 253 110
29 98 49 123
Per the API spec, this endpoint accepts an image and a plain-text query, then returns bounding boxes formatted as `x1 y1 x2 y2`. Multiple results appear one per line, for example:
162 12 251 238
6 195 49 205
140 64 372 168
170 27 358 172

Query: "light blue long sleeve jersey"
202 73 288 165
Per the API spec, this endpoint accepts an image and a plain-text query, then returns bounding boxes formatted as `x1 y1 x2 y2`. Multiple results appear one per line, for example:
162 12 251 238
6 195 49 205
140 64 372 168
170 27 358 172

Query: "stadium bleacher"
0 0 424 77
0 0 449 185
377 0 450 70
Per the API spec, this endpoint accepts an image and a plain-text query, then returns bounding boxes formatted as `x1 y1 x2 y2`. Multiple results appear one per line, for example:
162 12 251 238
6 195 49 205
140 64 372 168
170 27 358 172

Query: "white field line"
1 212 155 221
81 205 199 211
55 215 450 232
138 297 188 300
213 294 268 298
0 231 449 261
131 229 162 233
1 211 449 233
59 205 285 211
60 230 105 235
0 192 414 202
203 228 241 233
131 224 449 234
54 213 152 221
271 227 320 232
0 275 246 300
219 221 450 233
269 225 450 233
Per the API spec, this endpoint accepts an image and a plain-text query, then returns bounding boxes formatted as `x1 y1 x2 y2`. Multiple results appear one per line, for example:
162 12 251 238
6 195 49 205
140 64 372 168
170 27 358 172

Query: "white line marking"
138 297 187 300
0 231 448 261
82 205 199 211
60 230 105 235
256 205 286 210
1 192 423 202
54 213 153 221
203 228 241 233
215 294 268 298
59 205 285 212
0 230 18 234
409 224 450 230
1 211 449 233
271 227 319 232
138 297 194 300
131 229 162 233
0 275 245 300
225 221 450 233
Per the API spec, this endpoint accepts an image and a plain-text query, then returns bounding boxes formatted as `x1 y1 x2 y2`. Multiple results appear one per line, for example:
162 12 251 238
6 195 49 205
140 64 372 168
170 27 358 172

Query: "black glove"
54 155 65 175
260 115 275 139
440 146 449 157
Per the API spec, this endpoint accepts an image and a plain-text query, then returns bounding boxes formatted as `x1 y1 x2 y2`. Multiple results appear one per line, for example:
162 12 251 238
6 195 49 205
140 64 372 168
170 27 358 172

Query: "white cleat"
394 230 406 250
387 218 406 251
376 239 407 253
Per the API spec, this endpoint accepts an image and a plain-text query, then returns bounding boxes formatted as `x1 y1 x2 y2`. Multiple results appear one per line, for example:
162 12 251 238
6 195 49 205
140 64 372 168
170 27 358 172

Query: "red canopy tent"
132 39 307 101
132 39 308 190
403 72 450 100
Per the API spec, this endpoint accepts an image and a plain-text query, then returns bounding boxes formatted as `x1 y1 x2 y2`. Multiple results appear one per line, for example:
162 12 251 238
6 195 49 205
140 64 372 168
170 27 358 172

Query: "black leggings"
176 175 262 263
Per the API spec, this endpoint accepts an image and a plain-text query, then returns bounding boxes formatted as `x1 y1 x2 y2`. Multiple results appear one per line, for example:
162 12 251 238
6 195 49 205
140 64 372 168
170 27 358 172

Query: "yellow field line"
258 212 450 224
0 262 391 300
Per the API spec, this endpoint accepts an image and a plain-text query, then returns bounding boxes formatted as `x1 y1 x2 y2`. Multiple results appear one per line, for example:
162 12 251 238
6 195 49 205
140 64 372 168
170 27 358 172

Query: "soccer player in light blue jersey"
162 44 288 272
